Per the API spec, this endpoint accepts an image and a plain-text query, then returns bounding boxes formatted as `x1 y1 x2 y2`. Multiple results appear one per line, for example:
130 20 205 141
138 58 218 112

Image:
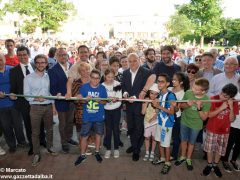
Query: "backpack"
164 91 177 123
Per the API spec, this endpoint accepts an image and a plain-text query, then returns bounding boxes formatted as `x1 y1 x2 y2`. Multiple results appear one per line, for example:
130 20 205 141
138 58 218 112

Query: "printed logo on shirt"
86 91 100 113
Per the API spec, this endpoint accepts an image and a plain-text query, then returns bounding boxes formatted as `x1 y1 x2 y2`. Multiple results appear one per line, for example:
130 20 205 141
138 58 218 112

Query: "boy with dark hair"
74 69 107 166
152 73 177 174
5 39 19 67
202 83 238 177
175 78 211 171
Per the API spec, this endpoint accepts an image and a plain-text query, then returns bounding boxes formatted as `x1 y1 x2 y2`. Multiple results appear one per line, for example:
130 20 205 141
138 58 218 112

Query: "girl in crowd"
142 83 159 162
169 72 190 160
102 69 122 158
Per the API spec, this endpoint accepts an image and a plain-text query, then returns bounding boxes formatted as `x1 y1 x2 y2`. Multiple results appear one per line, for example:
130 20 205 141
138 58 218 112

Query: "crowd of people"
0 38 240 177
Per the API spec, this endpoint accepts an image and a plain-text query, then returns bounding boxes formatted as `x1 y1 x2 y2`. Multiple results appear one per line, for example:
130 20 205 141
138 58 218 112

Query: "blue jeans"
180 123 200 145
80 121 104 137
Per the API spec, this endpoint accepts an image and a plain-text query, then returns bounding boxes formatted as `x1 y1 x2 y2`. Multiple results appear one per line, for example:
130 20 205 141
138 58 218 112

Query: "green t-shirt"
181 90 211 130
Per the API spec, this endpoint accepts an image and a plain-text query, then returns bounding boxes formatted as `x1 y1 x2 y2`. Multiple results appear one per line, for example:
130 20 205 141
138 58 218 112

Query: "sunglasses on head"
187 69 196 74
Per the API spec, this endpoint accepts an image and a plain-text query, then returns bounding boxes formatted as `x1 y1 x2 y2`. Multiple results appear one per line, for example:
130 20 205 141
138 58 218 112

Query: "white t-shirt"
168 87 185 117
102 80 122 110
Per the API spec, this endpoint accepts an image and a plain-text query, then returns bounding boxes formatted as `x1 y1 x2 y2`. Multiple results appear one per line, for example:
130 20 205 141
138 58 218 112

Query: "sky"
71 0 240 19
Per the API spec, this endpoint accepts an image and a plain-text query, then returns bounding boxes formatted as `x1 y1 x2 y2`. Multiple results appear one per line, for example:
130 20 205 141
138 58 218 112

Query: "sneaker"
174 158 186 166
85 148 93 156
222 161 232 173
47 147 58 156
152 158 165 165
113 150 120 158
230 160 240 171
95 152 103 163
32 154 41 167
143 153 149 161
202 165 213 176
88 143 96 148
68 139 78 146
0 146 6 156
149 153 154 162
74 155 87 166
85 148 92 156
213 165 222 178
161 163 171 174
104 150 111 159
186 159 193 171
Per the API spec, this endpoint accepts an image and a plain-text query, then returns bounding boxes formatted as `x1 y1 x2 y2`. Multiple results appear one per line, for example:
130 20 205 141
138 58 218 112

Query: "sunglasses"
195 58 201 62
187 69 197 74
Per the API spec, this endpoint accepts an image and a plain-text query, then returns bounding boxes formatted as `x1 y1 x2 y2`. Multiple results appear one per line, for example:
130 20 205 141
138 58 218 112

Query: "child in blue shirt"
152 73 177 175
74 69 107 166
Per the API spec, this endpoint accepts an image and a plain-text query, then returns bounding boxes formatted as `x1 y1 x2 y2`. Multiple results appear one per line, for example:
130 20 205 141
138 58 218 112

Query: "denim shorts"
180 123 200 145
80 121 104 137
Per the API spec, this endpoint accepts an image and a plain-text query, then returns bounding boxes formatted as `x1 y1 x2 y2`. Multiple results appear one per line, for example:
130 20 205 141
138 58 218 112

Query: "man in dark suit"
122 53 151 161
9 46 46 155
48 48 77 153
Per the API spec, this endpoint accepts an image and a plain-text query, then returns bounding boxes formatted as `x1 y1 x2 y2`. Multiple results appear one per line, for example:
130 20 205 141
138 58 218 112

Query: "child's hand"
187 100 195 106
86 95 92 101
76 94 83 99
152 99 160 108
220 102 228 111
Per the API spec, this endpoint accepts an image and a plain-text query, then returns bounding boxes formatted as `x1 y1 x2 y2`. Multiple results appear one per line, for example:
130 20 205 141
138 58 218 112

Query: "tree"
165 12 195 42
178 0 223 47
223 18 240 45
3 0 75 34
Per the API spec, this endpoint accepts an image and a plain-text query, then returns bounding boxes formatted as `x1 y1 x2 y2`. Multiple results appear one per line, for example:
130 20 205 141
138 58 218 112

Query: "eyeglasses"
195 58 201 62
58 54 68 57
35 62 47 65
221 93 230 99
157 80 166 84
91 76 100 80
187 69 197 74
224 63 238 66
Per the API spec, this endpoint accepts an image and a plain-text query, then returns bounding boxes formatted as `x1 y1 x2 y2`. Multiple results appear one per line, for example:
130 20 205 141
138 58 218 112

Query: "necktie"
25 65 30 75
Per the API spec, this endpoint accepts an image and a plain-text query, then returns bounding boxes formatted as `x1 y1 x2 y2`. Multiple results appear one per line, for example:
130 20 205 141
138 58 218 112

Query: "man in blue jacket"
48 48 77 153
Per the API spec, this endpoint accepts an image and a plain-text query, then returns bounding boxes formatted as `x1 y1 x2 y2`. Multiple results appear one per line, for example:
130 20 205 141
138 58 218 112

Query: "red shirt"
5 54 19 66
206 95 239 134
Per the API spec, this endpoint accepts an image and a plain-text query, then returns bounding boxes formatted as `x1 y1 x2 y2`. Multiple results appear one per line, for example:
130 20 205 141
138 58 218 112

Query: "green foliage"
223 18 240 45
3 0 75 34
177 0 223 46
166 12 195 42
21 19 38 34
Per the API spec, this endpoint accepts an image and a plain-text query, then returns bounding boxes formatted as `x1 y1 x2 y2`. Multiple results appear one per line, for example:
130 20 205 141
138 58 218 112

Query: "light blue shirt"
183 56 194 64
208 72 240 97
213 59 224 71
24 71 53 105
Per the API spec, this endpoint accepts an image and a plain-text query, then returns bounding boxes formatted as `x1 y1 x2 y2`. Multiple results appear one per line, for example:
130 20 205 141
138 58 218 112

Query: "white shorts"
155 125 172 148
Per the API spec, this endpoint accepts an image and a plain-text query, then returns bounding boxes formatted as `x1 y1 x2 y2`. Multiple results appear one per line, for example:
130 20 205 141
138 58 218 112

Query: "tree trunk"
200 34 204 48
